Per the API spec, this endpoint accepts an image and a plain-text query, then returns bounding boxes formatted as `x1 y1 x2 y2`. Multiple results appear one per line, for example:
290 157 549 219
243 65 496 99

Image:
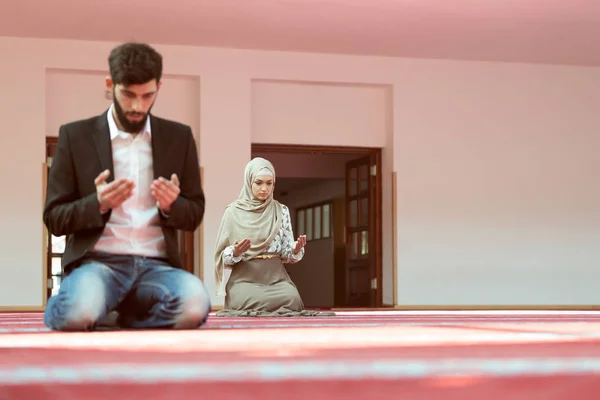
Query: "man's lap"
44 253 210 331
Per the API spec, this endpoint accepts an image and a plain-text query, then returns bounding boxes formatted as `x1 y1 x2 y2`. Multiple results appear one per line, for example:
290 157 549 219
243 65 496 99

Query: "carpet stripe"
1 358 600 385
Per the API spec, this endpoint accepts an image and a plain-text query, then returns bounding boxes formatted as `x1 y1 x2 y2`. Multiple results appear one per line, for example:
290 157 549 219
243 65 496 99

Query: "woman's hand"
233 238 251 257
292 235 307 254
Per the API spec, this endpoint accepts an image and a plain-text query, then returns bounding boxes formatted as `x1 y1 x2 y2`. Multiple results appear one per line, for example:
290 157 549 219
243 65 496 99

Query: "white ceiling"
2 0 600 66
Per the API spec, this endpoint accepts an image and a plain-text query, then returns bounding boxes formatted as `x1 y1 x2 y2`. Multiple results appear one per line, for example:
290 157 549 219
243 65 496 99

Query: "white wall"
288 238 334 308
252 80 390 146
0 36 598 308
45 69 200 140
395 63 600 305
281 179 345 308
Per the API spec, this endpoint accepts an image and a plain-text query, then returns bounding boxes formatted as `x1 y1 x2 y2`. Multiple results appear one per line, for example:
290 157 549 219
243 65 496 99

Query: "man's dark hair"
108 42 163 86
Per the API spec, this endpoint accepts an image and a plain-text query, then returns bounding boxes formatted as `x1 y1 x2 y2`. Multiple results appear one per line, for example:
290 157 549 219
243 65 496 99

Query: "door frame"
251 143 384 307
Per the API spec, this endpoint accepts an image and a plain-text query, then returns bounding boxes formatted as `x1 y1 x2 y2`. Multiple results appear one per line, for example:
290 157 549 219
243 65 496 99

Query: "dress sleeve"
222 245 243 266
280 205 304 264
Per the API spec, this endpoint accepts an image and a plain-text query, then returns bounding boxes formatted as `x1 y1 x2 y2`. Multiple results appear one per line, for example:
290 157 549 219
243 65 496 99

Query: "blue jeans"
44 253 211 331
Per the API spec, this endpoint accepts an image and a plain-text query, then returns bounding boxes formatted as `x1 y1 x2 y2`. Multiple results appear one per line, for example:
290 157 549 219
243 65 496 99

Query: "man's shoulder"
59 114 104 136
151 115 192 135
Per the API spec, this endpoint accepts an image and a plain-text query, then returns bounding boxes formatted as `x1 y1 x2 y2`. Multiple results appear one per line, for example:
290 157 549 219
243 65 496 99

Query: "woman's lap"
226 280 303 312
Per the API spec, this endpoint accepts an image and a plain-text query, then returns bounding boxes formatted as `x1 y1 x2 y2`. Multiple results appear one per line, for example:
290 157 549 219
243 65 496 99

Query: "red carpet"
1 311 599 399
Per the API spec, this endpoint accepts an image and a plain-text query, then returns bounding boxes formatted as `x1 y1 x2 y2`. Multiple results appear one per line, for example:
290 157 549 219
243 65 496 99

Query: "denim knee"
173 287 211 329
45 295 105 331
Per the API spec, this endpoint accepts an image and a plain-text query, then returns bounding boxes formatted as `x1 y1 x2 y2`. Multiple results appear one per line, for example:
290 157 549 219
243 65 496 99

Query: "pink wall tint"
45 69 200 140
251 80 390 147
3 0 600 66
394 62 600 305
0 36 599 308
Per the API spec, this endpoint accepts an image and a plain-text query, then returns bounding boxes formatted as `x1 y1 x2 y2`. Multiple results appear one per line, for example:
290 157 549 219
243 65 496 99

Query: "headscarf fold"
214 157 283 296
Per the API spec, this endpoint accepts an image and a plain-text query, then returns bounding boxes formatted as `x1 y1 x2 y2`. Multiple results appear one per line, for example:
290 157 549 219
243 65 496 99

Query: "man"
43 42 210 331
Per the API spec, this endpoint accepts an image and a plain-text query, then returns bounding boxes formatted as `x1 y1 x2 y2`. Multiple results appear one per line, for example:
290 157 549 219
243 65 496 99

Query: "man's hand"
95 169 135 212
232 238 251 257
292 235 307 254
151 174 181 213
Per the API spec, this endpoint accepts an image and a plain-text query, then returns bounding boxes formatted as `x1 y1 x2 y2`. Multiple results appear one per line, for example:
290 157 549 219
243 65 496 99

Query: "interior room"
1 0 599 398
251 149 381 309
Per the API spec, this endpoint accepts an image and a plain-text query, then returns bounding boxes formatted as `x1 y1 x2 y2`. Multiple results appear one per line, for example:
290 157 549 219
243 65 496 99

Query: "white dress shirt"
92 105 167 258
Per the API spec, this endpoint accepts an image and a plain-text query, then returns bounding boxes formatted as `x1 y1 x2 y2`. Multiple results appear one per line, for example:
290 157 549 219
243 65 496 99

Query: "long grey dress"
215 205 334 317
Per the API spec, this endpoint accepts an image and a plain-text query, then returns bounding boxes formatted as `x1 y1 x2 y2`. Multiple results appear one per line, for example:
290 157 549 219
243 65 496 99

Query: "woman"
214 157 333 317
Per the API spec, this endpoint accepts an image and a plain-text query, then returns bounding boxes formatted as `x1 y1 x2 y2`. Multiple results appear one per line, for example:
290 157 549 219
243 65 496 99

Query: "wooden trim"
46 136 58 153
373 152 383 307
197 166 204 280
42 162 48 307
182 232 194 274
391 171 397 307
252 143 380 155
0 306 46 312
394 305 600 310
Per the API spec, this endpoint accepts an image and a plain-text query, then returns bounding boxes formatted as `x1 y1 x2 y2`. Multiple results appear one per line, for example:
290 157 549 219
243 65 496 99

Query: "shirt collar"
107 103 152 140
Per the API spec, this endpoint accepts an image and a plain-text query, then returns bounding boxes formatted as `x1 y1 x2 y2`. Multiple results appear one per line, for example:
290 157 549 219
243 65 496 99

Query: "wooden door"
344 155 376 307
177 166 203 276
45 137 64 300
178 230 195 274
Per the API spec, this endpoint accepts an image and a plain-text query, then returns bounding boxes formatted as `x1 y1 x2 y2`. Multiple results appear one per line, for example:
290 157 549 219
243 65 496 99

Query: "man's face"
106 78 160 133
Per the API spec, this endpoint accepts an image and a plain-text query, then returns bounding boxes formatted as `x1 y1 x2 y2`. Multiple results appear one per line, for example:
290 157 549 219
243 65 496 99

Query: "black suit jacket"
43 110 205 274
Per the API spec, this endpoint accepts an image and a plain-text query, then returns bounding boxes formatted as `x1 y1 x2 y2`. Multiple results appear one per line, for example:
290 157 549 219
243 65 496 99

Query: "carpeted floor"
1 310 599 399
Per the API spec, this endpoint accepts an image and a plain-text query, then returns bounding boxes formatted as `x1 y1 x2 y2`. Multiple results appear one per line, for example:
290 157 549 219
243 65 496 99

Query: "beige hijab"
214 157 283 296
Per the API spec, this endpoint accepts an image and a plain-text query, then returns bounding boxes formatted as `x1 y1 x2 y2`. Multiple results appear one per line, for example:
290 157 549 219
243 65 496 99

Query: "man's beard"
113 97 153 134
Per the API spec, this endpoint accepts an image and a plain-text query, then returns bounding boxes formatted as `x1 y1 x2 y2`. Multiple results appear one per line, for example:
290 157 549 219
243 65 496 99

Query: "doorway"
252 143 383 308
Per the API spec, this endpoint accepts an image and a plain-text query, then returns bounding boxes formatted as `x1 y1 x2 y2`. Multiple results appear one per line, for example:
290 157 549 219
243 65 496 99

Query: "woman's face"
252 175 274 201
